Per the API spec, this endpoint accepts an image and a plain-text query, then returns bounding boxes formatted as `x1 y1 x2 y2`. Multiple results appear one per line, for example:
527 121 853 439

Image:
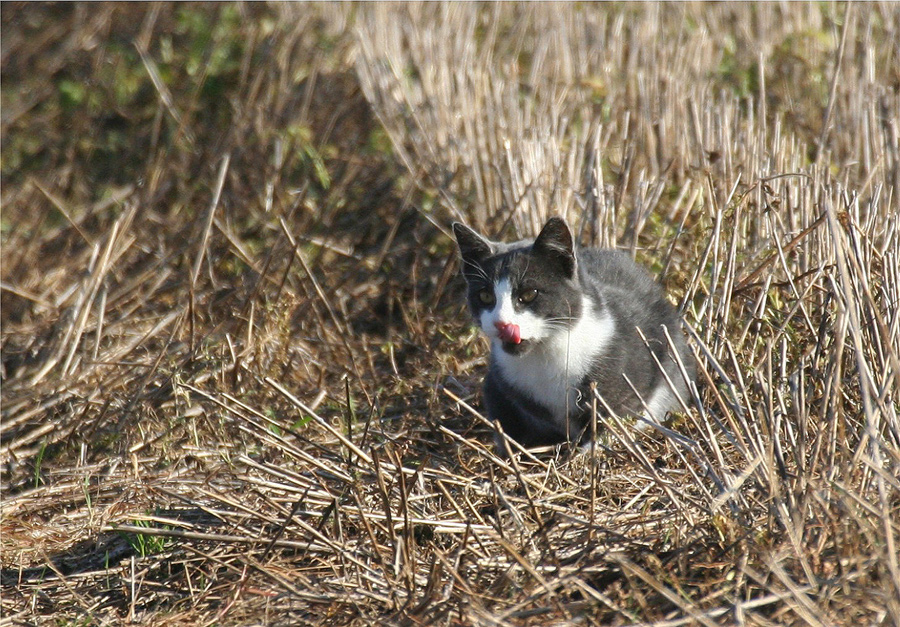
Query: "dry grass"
2 3 899 625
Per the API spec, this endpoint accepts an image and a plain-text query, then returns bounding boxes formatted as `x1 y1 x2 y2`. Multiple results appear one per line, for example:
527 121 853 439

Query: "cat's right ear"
453 222 493 264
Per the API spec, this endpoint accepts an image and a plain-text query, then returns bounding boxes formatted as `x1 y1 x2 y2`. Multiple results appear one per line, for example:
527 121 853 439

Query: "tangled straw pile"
2 3 898 625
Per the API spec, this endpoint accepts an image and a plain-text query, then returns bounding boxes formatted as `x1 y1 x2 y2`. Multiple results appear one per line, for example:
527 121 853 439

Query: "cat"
453 217 694 449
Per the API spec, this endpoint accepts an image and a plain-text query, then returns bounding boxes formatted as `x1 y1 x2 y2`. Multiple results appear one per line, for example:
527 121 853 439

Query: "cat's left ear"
533 217 576 278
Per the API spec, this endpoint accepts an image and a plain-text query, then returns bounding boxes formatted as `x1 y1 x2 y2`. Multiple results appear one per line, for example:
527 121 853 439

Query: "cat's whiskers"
541 316 578 331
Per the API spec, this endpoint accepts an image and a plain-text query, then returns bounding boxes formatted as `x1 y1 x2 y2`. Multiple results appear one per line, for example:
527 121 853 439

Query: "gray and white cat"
453 217 694 448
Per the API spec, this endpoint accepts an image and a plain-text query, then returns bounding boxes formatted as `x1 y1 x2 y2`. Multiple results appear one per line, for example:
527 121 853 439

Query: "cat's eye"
478 290 495 305
518 288 538 304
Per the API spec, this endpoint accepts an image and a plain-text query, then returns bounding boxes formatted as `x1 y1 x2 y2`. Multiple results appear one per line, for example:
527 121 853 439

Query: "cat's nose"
494 321 521 344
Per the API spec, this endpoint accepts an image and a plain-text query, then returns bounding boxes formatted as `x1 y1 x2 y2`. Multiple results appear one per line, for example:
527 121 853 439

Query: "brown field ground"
2 3 899 625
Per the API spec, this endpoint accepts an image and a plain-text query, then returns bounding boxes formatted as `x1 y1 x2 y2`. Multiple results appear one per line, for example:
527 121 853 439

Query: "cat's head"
453 217 583 355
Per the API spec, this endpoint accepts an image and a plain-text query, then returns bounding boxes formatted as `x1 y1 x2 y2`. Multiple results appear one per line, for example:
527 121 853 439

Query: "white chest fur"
491 295 615 424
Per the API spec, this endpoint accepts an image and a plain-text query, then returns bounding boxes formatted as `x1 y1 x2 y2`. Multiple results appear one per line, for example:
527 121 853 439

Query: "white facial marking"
478 278 547 345
493 295 615 428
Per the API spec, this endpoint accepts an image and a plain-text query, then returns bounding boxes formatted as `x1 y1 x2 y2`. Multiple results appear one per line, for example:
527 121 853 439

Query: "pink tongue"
497 323 521 344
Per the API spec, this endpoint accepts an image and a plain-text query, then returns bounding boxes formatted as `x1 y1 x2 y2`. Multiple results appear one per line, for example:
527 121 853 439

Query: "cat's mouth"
494 321 531 354
494 321 521 344
501 338 531 355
